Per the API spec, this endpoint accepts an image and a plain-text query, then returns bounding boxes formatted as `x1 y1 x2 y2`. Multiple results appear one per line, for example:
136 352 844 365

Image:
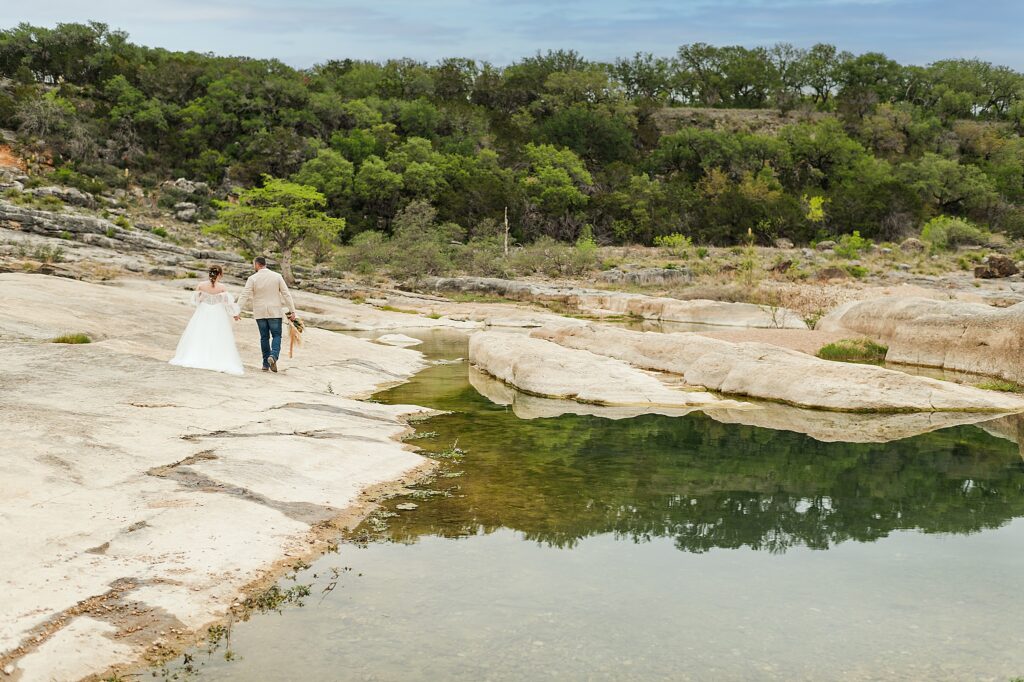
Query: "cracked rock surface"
0 273 435 681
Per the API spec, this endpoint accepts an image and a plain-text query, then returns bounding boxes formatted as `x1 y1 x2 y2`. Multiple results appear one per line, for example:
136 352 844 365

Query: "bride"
169 265 245 375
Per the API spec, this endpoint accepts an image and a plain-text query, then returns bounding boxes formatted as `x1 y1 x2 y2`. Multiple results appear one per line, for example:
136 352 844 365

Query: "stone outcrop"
26 185 96 208
531 324 1024 413
468 366 725 421
467 359 1006 442
974 254 1019 279
0 200 247 268
0 199 187 254
161 178 210 196
173 201 199 222
597 267 690 286
900 237 926 252
468 331 749 410
819 295 1024 383
423 276 808 329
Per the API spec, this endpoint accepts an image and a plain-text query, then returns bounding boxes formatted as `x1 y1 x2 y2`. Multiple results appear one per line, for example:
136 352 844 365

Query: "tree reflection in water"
375 361 1024 555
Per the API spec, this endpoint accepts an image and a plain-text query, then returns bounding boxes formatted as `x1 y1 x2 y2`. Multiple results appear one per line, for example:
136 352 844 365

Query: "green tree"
290 148 355 214
353 155 404 228
518 143 593 240
207 177 344 283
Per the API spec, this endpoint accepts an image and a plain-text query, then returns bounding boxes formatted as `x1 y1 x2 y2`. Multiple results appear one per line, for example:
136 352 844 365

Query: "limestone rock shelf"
529 324 1024 413
0 273 440 681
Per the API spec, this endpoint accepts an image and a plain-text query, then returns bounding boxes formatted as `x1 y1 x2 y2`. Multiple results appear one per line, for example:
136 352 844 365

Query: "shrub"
33 245 65 263
845 264 868 278
37 195 64 211
817 338 888 364
59 230 72 240
571 226 599 274
342 230 391 275
51 332 91 344
151 226 168 238
653 232 692 257
695 246 709 259
509 236 577 277
114 215 131 229
920 215 988 251
387 202 463 280
50 167 105 195
957 252 984 270
463 235 512 277
833 231 871 258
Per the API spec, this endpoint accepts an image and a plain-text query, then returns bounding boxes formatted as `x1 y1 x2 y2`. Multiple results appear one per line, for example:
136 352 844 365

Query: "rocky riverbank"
7 228 1024 679
0 273 474 681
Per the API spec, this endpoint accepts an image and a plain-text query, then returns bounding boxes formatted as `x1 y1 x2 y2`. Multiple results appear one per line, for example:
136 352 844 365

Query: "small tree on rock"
208 176 344 284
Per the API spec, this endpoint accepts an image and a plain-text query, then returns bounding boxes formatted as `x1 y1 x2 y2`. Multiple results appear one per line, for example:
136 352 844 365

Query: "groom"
236 256 296 373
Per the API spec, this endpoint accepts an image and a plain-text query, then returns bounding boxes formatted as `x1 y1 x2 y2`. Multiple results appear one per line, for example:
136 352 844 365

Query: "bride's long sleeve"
189 291 201 306
224 292 241 317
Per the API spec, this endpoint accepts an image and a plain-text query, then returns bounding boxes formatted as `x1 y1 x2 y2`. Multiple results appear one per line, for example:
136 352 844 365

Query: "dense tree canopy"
3 21 1024 246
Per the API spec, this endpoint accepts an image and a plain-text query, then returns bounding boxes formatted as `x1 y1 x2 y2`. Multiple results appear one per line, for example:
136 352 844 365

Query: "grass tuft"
51 332 92 344
975 379 1024 393
817 338 887 364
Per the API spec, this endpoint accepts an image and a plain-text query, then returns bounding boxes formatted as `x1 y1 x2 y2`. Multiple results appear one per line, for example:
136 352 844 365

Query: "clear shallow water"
169 330 1024 681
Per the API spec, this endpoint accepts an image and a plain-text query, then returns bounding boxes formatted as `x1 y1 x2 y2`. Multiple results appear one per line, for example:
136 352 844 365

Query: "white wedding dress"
169 290 244 375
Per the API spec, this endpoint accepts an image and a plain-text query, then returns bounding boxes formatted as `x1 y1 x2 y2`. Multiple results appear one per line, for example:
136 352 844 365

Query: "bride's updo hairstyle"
208 264 223 286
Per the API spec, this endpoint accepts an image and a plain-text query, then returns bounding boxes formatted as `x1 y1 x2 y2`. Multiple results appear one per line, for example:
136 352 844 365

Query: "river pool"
164 330 1024 681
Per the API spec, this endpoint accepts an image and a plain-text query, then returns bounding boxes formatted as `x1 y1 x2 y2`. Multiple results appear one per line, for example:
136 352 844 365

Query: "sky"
3 0 1023 69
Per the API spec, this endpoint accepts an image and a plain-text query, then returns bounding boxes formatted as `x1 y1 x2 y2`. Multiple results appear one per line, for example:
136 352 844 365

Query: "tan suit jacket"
237 267 296 320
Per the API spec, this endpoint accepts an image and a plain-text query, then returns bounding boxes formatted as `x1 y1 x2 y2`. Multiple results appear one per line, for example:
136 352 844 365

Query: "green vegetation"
51 332 91 344
653 232 693 257
817 338 888 363
32 244 65 263
207 178 345 283
833 231 871 258
975 379 1024 393
377 360 1024 553
4 23 1024 272
920 215 989 251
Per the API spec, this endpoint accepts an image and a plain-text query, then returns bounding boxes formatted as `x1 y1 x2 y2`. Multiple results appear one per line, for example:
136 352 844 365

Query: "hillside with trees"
2 21 1024 261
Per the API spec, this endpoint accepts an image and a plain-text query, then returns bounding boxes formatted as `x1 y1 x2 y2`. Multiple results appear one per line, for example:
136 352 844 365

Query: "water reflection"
163 331 1024 681
378 360 1024 555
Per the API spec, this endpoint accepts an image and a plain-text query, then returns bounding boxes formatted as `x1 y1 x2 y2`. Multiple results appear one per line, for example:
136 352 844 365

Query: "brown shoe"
268 356 278 373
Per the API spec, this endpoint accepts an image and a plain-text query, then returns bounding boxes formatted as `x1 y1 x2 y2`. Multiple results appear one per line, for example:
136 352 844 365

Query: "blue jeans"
256 318 282 368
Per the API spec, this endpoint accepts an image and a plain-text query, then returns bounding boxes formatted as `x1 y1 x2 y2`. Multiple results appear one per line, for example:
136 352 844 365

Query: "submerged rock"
375 333 423 347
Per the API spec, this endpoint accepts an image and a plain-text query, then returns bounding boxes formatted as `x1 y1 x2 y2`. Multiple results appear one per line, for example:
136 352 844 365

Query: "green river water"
165 330 1024 681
